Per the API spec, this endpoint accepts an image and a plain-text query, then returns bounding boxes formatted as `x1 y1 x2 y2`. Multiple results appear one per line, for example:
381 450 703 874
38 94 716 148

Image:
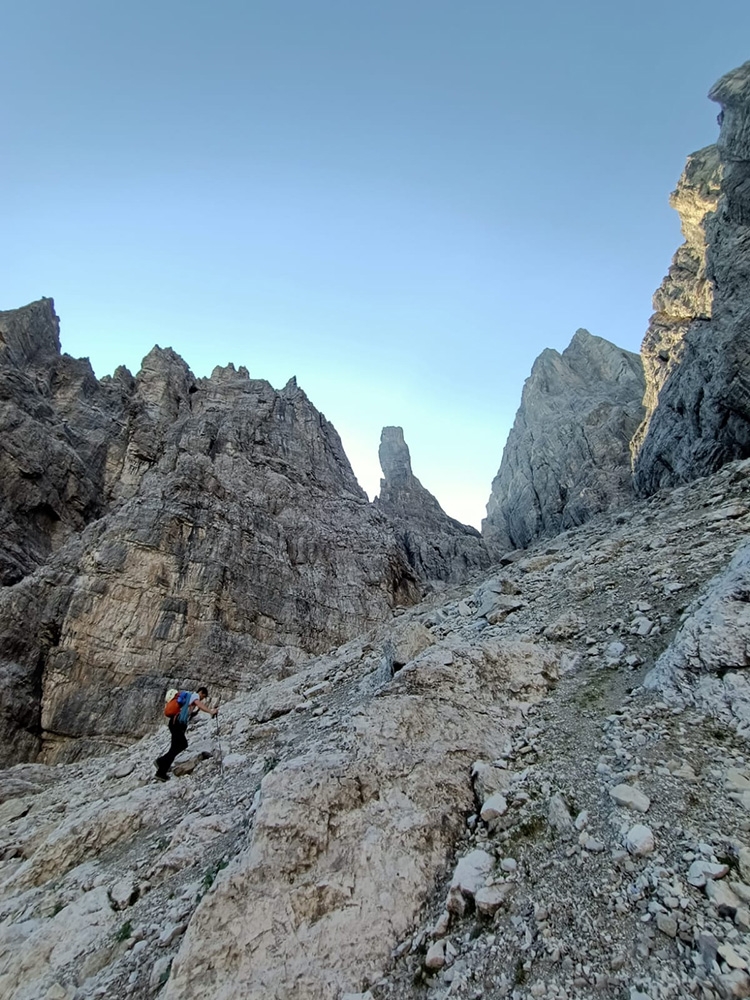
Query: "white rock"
719 943 748 970
625 824 655 857
150 956 172 990
110 875 137 910
158 923 186 948
450 850 494 899
475 884 512 916
609 783 651 813
480 792 508 822
687 859 730 887
605 641 626 662
727 768 750 791
425 938 446 970
548 793 573 833
581 835 606 853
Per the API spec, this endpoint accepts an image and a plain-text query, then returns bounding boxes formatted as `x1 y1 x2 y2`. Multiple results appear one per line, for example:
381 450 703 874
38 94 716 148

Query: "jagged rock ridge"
374 426 498 583
482 329 645 550
0 300 438 765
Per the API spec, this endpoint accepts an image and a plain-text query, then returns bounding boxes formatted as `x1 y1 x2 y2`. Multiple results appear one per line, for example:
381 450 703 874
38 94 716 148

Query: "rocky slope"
633 61 750 492
0 301 431 766
2 459 750 1000
483 329 645 550
374 426 498 584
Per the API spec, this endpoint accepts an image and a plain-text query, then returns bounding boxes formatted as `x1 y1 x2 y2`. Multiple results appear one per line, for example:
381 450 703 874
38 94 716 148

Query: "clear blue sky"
3 1 748 526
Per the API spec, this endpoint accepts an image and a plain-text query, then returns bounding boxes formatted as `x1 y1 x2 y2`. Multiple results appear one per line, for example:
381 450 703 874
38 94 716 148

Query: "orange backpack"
164 688 189 718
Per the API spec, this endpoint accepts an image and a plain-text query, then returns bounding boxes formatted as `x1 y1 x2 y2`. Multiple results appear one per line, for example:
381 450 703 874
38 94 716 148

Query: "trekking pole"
214 699 224 776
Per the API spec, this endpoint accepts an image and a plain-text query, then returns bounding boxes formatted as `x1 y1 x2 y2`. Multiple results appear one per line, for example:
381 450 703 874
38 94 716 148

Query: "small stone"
574 810 589 831
480 793 508 822
110 875 138 910
609 784 651 813
500 857 517 872
149 957 172 990
625 825 655 857
425 939 446 970
158 923 186 948
475 884 512 916
548 793 573 833
688 860 729 887
719 944 748 970
606 641 626 662
656 913 677 938
581 835 606 853
112 761 135 779
43 986 71 1000
449 850 494 899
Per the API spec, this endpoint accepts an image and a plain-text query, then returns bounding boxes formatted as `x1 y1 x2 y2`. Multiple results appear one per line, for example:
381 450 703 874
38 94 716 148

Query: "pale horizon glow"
4 2 750 527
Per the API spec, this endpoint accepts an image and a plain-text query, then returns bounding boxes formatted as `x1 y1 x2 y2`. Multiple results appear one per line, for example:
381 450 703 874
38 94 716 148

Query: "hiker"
155 686 218 781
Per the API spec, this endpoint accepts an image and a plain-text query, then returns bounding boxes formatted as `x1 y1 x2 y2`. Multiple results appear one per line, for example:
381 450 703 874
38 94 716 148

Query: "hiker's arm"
195 699 218 717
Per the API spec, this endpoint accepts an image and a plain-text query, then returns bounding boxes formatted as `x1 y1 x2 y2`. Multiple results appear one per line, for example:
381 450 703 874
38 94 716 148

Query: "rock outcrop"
633 61 750 491
645 531 750 730
0 298 132 586
0 300 423 765
482 329 645 550
374 426 498 583
630 144 722 459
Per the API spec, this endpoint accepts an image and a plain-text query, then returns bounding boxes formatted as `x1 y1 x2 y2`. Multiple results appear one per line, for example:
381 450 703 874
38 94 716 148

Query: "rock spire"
374 426 498 583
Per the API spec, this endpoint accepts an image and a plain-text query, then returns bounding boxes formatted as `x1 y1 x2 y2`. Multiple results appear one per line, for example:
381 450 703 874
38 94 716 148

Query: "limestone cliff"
630 145 721 459
633 61 750 491
482 329 645 550
374 426 498 583
0 298 132 586
0 300 422 765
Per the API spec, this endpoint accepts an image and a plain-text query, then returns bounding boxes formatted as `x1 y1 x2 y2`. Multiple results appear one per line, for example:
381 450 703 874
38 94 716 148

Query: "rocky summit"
4 58 750 1000
483 329 645 551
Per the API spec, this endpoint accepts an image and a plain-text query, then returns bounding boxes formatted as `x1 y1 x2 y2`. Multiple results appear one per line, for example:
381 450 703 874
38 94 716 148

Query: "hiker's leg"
156 721 188 774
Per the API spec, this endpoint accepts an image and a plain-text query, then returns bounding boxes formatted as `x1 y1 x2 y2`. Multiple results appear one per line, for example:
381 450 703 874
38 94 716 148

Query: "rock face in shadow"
0 300 421 765
374 426 498 583
630 145 722 460
633 61 750 492
482 330 645 550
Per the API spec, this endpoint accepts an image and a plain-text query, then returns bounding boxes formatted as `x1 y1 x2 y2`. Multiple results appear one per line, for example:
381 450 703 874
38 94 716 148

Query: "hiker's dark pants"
156 719 188 774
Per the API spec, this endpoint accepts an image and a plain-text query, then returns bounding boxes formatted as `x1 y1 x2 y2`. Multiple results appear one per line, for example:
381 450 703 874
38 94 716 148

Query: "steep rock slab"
483 330 645 550
630 145 722 459
633 61 750 492
164 638 558 1000
0 315 420 765
374 426 498 583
